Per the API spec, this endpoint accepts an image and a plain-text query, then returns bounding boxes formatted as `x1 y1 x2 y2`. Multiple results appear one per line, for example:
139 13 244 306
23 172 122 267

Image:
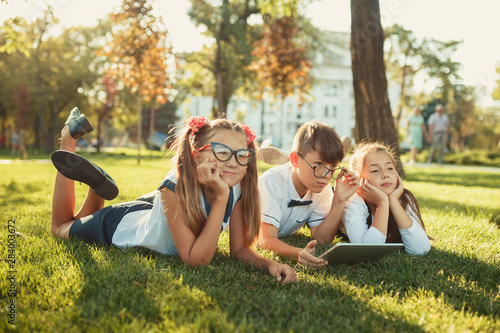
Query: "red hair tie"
240 124 256 144
186 116 209 134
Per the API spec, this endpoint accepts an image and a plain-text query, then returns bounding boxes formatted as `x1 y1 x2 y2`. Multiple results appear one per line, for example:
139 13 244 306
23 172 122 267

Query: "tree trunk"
279 98 284 148
137 95 142 165
149 105 155 159
36 67 50 154
350 0 404 175
260 99 265 137
215 37 228 118
395 64 407 132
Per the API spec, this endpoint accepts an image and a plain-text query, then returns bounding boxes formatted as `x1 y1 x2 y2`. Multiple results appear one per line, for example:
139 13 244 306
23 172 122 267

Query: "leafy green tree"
446 85 477 151
420 38 462 104
493 64 500 101
472 106 500 149
0 18 30 140
0 17 31 57
99 0 174 163
187 0 260 118
14 83 30 158
31 9 59 153
0 11 103 153
384 24 421 131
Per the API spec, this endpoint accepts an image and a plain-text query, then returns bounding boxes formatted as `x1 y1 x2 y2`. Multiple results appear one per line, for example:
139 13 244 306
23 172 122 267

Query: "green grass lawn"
0 156 499 332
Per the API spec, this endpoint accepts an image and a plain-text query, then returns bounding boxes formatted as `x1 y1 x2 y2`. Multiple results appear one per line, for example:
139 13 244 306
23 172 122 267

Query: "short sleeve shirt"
259 162 333 238
428 113 449 133
112 168 241 255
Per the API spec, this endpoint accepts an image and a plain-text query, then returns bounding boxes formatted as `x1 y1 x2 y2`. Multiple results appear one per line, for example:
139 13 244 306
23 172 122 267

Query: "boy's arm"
311 170 359 244
259 223 326 267
310 198 346 244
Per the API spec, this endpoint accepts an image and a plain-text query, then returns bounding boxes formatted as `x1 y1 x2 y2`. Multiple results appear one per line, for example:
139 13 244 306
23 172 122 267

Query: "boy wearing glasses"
258 121 359 267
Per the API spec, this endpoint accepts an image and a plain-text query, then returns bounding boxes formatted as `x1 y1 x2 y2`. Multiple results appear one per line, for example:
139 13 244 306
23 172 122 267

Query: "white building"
176 31 383 151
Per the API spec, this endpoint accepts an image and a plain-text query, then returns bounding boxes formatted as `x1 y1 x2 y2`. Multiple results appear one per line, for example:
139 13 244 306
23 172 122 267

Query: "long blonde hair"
169 118 261 246
349 141 428 242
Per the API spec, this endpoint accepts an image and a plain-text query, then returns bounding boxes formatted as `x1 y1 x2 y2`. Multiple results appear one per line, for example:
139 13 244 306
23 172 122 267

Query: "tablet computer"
318 243 404 264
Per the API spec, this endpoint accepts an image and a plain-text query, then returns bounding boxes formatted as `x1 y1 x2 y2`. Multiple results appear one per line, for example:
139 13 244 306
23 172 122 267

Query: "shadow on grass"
0 180 46 206
54 238 426 332
417 196 500 228
58 240 242 331
158 249 427 332
60 240 160 324
405 170 500 189
280 232 499 319
321 248 499 319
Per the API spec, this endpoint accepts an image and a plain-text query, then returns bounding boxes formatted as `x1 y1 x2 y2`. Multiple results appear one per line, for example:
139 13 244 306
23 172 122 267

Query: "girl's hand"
388 174 404 202
197 158 229 198
358 177 388 207
269 262 298 283
297 240 327 268
333 168 360 203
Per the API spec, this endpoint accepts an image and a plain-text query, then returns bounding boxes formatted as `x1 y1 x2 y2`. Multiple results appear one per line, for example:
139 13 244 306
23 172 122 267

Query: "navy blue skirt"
69 201 153 246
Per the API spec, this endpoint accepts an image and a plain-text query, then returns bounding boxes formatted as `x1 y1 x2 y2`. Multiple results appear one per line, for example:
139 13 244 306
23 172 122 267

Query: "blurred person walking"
406 108 427 165
426 104 449 164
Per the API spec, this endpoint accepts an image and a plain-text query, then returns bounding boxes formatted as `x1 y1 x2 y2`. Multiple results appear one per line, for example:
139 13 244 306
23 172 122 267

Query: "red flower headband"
240 123 256 144
186 116 255 144
186 116 209 134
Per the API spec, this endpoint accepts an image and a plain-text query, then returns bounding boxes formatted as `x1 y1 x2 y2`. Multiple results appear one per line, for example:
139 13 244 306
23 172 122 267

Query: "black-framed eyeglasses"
198 142 255 166
297 153 344 179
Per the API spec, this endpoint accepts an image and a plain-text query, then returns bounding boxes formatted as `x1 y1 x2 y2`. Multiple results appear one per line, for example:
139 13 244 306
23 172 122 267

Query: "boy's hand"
269 263 298 283
358 177 388 207
297 240 327 268
333 168 360 203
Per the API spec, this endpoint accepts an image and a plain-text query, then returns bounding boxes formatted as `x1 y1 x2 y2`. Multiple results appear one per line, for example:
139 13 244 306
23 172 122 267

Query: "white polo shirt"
259 162 333 238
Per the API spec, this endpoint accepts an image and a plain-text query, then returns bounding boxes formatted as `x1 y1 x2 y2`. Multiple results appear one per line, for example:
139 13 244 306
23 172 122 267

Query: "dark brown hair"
292 120 345 165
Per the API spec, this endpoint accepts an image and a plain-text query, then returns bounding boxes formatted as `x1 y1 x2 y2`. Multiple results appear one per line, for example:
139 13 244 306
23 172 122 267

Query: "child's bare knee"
50 221 70 238
50 225 61 237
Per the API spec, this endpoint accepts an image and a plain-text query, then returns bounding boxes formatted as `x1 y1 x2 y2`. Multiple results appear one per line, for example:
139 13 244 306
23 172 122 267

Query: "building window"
306 103 313 117
324 105 329 117
324 83 338 97
332 105 337 117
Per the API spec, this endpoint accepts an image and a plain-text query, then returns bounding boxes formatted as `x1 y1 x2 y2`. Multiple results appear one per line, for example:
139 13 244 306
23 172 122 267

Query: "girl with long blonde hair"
342 142 431 255
50 110 297 282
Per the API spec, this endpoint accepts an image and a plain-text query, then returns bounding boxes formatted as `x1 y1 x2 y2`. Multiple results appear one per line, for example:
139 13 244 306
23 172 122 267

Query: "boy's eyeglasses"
198 142 255 166
297 153 344 179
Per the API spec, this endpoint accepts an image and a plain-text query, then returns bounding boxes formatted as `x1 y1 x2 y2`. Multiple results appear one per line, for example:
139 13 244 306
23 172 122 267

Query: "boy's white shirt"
259 162 333 238
342 193 431 255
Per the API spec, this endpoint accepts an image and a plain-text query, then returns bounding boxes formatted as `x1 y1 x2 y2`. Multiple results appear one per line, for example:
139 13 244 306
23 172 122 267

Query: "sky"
1 0 499 107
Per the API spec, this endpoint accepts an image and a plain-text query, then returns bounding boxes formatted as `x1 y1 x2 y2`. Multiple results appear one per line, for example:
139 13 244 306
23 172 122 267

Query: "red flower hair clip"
186 116 209 134
240 123 256 144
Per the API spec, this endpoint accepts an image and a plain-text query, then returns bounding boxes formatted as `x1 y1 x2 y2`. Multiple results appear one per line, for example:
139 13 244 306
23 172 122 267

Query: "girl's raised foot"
65 107 93 139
